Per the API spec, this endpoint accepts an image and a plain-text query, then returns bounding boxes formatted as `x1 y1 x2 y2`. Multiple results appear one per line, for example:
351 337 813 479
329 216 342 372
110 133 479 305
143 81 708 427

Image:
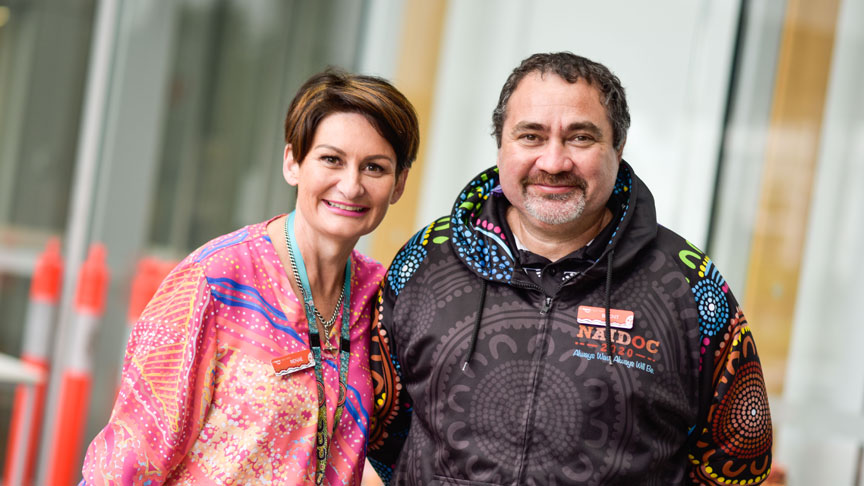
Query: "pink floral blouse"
81 217 384 485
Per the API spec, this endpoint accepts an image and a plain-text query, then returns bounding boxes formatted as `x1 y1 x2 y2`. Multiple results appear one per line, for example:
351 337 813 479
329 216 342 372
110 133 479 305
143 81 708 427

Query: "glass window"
711 0 864 483
0 0 95 466
0 0 376 477
149 0 370 255
76 0 375 475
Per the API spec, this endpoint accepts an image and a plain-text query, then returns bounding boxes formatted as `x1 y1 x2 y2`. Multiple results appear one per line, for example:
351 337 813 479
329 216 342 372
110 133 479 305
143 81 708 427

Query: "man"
368 52 772 485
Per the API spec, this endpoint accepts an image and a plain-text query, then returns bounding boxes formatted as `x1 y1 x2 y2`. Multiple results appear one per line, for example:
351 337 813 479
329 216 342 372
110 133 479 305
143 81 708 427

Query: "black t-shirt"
493 192 620 296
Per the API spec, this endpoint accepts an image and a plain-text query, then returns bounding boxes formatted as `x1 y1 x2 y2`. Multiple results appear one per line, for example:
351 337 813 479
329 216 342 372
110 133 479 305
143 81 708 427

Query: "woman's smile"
323 199 370 215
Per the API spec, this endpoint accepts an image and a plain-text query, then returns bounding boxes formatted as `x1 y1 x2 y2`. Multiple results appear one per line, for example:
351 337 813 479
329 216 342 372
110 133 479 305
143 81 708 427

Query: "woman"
81 69 419 485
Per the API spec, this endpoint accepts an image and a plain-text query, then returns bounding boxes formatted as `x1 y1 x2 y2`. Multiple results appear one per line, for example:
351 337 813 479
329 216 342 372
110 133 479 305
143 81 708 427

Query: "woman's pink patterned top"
81 217 384 485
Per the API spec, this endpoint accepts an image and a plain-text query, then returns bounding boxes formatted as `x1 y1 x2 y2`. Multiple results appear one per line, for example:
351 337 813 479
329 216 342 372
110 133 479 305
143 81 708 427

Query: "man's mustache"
523 173 587 190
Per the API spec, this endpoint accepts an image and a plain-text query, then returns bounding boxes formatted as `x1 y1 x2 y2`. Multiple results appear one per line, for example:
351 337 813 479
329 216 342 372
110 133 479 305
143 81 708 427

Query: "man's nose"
535 142 574 173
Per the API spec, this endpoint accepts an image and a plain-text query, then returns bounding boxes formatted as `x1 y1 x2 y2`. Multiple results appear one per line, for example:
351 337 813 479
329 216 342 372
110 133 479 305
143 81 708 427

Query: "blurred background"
0 0 861 484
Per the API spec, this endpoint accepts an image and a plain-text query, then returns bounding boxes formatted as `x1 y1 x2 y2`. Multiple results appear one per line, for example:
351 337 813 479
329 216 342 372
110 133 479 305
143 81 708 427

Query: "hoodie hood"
448 160 658 285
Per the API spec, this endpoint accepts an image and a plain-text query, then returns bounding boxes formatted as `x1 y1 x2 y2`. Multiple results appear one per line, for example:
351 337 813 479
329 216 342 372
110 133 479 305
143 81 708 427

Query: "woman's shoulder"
350 249 386 285
182 219 272 269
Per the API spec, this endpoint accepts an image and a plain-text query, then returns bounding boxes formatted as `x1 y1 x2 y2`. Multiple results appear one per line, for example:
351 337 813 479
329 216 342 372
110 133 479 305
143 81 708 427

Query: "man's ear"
390 169 410 204
283 144 300 186
615 137 627 160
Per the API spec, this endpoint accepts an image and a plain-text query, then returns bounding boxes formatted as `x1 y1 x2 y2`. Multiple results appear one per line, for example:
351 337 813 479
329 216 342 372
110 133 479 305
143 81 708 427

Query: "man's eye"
520 134 539 142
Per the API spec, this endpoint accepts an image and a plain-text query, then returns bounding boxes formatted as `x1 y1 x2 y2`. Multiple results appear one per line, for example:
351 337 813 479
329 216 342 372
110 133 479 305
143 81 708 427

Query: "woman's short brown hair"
284 69 419 174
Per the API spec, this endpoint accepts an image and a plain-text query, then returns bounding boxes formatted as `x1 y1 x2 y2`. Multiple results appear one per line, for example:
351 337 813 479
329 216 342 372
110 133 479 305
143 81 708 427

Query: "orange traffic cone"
44 243 109 486
4 238 63 486
127 257 173 326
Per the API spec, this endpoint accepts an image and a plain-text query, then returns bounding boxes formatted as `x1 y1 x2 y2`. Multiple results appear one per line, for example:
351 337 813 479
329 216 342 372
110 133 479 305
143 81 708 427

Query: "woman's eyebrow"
313 144 346 155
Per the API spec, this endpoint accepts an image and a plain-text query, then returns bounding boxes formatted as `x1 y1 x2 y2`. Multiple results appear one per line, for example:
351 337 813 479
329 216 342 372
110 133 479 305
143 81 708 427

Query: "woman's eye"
364 163 385 173
321 155 341 165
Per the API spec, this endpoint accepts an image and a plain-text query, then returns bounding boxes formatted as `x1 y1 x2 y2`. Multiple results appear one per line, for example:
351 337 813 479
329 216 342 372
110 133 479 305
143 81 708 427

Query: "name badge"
577 305 635 329
272 350 315 376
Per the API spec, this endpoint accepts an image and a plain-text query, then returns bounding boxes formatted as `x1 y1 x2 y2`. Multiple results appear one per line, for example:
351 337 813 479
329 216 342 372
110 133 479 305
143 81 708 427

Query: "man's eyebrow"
567 122 603 137
511 121 546 133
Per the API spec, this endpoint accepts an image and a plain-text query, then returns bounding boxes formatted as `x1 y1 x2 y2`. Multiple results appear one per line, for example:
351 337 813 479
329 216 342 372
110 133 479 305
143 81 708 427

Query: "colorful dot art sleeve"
679 243 773 485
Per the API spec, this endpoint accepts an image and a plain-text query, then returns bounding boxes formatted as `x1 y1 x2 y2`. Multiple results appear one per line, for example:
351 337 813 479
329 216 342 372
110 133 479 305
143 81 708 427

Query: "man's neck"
506 206 612 262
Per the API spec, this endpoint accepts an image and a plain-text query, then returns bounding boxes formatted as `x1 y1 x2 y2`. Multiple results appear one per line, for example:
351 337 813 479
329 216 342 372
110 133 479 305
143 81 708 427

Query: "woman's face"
284 112 408 245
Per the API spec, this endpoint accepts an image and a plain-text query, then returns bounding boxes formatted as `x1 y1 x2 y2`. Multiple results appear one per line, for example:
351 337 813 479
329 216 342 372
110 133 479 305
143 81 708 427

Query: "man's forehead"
504 74 609 130
510 72 601 103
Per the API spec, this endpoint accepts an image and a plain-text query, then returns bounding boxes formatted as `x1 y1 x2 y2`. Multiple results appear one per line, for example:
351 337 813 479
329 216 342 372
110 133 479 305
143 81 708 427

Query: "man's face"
497 72 623 230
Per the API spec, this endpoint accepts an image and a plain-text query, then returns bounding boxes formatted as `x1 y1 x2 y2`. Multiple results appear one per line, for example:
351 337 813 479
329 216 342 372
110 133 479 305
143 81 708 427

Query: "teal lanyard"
285 212 352 485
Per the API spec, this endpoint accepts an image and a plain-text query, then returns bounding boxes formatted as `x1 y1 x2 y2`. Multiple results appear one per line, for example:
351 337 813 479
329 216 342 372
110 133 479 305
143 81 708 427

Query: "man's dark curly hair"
492 52 630 151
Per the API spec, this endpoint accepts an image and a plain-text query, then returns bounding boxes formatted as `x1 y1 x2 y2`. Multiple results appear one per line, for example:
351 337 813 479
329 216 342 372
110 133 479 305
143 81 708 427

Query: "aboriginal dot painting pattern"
694 255 730 340
690 326 772 485
713 359 772 459
692 279 729 338
606 162 634 247
388 224 431 296
679 245 730 340
675 239 772 485
450 166 515 283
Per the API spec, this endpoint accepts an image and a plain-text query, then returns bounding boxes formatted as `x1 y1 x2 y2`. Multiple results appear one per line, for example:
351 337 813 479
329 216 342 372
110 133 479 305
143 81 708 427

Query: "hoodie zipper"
540 296 552 315
507 279 553 484
506 271 589 483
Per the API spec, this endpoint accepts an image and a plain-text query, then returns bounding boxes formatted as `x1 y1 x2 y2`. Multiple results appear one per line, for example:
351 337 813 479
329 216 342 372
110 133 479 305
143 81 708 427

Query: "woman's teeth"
327 201 364 212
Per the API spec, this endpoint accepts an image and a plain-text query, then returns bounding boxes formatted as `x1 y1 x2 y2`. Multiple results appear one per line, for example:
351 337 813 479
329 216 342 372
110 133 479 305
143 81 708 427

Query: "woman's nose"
336 169 364 199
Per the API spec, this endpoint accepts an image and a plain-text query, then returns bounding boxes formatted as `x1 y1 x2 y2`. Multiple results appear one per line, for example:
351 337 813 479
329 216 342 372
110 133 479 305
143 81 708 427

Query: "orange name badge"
271 350 314 376
577 305 635 330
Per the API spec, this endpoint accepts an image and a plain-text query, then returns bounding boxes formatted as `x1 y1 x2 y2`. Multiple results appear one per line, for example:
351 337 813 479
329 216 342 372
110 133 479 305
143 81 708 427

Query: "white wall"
417 0 740 249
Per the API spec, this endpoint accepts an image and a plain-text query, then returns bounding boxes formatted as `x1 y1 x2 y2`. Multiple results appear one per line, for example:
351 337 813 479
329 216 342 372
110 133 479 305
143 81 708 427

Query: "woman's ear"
283 144 300 186
390 169 410 204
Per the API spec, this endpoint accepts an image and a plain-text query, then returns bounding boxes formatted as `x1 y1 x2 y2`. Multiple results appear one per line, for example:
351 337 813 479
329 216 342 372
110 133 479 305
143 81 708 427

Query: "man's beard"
521 173 587 225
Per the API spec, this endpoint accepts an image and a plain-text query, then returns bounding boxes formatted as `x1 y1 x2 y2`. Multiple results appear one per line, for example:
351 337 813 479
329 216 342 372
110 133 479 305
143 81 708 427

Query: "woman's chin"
320 223 375 245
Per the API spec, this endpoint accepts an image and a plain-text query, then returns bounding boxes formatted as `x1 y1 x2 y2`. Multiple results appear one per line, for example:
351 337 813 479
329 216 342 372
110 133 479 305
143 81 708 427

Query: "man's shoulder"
392 215 453 260
653 225 694 255
653 225 730 293
385 215 453 296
